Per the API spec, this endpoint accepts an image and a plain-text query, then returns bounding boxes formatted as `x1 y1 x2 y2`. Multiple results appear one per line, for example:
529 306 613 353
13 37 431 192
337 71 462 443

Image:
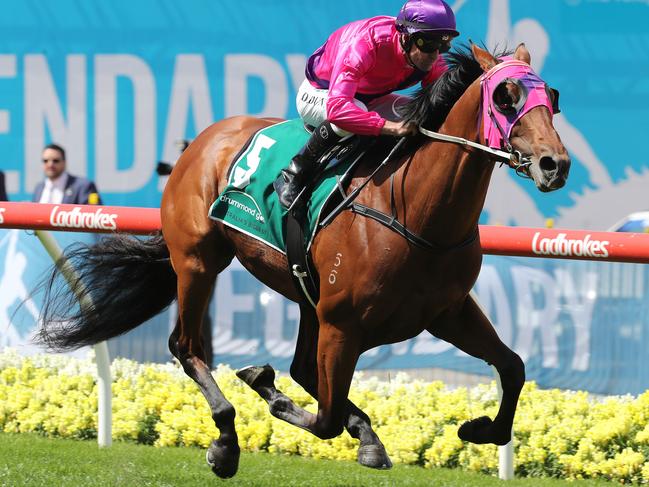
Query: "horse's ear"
471 44 498 72
513 43 531 64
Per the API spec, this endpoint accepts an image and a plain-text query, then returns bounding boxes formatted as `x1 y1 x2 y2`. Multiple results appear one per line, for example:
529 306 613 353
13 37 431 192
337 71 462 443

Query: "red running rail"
479 225 649 264
0 202 160 235
1 202 648 263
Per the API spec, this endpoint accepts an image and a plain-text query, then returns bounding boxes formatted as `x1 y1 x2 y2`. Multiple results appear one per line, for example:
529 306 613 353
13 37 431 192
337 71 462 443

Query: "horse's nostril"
539 156 557 173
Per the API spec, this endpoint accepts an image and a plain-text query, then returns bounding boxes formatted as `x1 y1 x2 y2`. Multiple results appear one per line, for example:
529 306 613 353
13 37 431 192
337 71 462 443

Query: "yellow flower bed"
2 349 649 483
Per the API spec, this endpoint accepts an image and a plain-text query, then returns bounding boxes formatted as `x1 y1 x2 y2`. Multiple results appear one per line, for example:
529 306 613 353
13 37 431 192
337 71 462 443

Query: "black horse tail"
35 233 177 351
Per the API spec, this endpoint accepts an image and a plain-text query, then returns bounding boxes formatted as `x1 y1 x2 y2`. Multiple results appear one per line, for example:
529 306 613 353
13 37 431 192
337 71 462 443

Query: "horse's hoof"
236 364 275 389
358 444 393 469
458 416 510 445
206 439 240 478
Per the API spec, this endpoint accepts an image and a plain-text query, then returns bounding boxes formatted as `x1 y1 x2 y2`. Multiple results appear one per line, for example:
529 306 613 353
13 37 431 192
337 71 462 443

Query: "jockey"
277 0 460 209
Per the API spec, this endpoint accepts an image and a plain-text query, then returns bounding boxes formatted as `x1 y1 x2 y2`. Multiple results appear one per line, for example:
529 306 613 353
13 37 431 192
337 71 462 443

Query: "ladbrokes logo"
0 208 5 224
50 206 118 231
532 232 610 258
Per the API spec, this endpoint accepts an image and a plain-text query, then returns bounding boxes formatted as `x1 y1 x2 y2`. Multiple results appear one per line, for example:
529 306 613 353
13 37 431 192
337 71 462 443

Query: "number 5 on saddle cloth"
209 119 371 307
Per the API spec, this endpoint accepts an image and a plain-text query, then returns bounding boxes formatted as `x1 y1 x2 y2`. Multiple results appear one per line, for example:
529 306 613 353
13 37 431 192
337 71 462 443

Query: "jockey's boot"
278 121 342 209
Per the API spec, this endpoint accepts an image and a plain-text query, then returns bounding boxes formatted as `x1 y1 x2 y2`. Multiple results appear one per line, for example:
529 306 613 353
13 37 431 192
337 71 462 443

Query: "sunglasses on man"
42 158 63 164
412 34 452 54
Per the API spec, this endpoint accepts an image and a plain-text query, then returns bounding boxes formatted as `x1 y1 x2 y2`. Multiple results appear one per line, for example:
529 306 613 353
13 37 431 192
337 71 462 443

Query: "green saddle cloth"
208 119 355 253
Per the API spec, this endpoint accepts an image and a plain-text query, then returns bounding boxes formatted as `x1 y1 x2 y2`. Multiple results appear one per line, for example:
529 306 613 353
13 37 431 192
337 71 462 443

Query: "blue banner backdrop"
2 229 648 396
1 1 649 395
0 1 647 230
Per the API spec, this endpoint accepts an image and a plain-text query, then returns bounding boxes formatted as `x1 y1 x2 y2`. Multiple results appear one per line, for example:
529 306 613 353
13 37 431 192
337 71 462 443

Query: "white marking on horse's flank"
328 252 343 285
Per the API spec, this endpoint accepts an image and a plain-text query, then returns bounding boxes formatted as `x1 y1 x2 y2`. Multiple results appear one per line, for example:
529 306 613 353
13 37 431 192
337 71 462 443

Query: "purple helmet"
395 0 460 38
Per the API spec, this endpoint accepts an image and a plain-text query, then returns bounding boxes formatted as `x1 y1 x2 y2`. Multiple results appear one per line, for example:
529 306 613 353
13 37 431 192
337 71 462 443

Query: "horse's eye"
496 101 514 113
493 79 528 116
493 81 517 115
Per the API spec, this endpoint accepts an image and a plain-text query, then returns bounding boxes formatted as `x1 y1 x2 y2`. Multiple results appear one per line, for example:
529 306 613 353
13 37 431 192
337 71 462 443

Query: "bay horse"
37 44 569 478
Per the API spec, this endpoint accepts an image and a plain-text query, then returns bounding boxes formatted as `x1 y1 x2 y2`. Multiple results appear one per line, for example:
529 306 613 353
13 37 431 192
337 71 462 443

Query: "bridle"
419 58 558 179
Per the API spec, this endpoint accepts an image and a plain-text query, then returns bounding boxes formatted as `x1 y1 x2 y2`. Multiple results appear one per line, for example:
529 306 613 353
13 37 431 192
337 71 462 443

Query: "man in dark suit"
0 171 7 201
32 143 102 205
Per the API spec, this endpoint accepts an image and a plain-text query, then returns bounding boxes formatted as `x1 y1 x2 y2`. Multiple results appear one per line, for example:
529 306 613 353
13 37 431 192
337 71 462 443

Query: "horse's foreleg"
170 259 240 478
290 306 391 468
312 321 361 438
236 322 321 437
237 320 360 442
428 294 525 446
280 308 392 468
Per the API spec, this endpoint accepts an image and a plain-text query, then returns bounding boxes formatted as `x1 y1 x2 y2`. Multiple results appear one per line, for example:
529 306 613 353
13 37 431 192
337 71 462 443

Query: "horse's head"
472 43 570 192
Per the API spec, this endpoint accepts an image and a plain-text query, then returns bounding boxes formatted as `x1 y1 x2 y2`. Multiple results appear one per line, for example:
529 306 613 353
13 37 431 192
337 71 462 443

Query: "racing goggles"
412 34 452 54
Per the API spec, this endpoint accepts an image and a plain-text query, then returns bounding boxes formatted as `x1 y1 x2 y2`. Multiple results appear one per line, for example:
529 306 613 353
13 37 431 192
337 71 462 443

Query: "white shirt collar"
41 172 69 204
45 172 69 191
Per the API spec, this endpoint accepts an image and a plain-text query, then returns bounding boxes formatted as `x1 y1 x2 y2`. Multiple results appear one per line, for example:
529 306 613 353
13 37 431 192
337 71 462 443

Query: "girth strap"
350 203 443 250
286 211 319 308
350 171 479 254
350 203 478 252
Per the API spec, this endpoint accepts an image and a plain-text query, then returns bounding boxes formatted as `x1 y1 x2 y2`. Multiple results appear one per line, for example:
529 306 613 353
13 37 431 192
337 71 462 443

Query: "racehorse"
37 44 569 478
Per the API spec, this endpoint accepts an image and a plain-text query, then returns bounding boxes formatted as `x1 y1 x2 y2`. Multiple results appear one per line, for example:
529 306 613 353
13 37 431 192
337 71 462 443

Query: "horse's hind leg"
167 235 239 478
427 294 525 446
238 305 392 469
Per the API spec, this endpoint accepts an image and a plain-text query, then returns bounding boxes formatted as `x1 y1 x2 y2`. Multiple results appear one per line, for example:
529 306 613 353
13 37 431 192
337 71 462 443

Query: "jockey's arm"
381 119 418 136
326 39 427 138
327 71 417 137
325 42 387 136
380 57 448 136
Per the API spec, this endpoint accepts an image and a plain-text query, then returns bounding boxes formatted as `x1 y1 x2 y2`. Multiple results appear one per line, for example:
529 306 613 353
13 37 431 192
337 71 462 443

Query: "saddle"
208 119 404 308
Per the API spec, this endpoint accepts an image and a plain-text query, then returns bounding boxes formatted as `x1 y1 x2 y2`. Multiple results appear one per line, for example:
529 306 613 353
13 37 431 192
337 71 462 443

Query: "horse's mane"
400 44 511 131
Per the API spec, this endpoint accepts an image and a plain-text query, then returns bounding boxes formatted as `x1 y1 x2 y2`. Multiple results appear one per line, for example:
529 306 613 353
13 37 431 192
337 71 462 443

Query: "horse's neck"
406 81 495 246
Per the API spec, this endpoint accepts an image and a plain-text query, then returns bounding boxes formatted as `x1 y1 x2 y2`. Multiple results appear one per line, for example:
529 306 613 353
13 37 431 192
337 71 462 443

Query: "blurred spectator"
32 143 102 205
0 171 7 201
